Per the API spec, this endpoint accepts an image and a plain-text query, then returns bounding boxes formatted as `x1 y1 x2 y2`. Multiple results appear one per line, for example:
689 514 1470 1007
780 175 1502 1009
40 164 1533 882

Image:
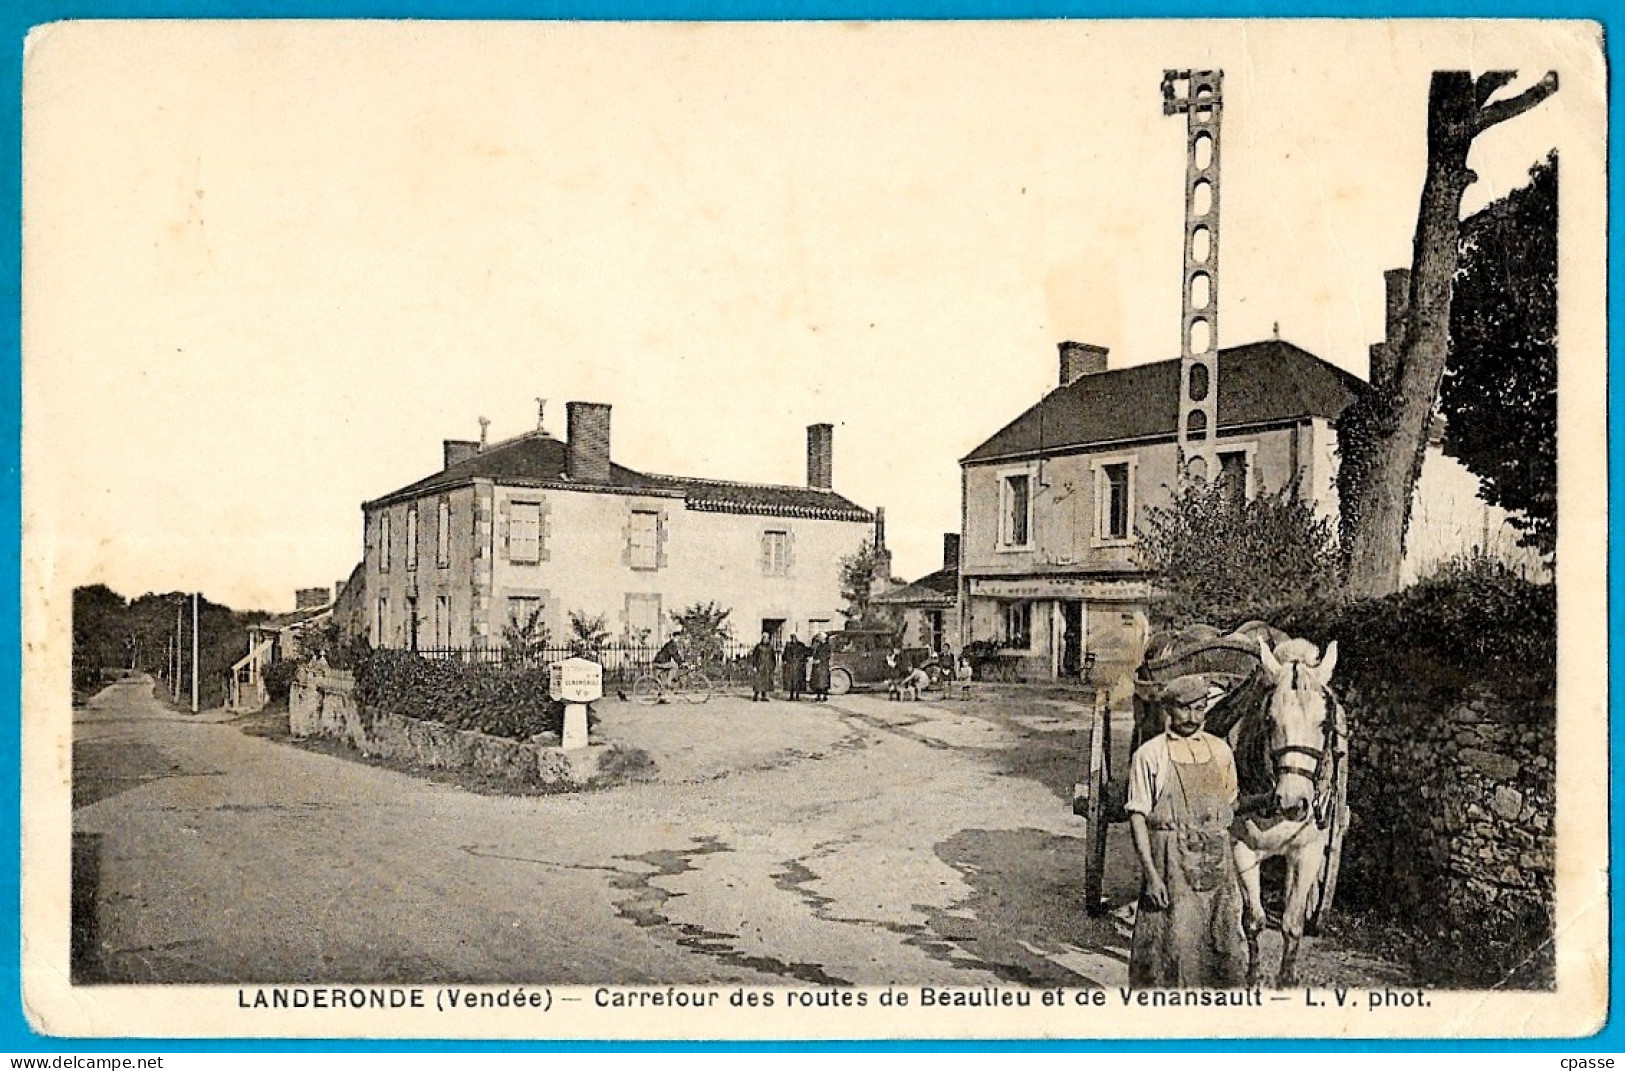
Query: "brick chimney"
871 506 893 590
295 587 329 610
566 402 612 483
443 440 480 469
942 533 961 573
1059 341 1109 387
1369 268 1412 387
807 423 834 490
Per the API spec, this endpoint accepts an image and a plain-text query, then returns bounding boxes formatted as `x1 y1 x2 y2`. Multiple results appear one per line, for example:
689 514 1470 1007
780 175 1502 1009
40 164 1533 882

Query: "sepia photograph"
20 18 1608 1041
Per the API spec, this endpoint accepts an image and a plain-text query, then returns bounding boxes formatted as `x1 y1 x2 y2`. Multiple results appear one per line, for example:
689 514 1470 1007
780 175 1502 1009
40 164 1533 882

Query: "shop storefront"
963 575 1152 689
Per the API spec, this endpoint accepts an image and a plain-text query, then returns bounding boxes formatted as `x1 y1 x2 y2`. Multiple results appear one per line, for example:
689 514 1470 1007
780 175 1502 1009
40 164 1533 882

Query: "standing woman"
782 633 809 701
750 633 777 702
808 633 832 702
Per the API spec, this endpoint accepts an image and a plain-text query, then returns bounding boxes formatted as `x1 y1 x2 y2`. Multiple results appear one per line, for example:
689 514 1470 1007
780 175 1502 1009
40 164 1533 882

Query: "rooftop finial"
478 416 490 449
535 397 547 433
1273 321 1281 340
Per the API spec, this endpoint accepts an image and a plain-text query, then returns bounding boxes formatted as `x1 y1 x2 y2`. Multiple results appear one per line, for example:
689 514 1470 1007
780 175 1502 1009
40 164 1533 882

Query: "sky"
22 19 1604 612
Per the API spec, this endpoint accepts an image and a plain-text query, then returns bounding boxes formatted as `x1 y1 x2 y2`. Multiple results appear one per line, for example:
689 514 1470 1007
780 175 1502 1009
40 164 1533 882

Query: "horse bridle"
1263 667 1342 827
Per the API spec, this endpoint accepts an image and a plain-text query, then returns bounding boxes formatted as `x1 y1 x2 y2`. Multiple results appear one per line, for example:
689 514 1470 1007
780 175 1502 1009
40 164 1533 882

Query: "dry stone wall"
290 663 603 788
1340 676 1554 952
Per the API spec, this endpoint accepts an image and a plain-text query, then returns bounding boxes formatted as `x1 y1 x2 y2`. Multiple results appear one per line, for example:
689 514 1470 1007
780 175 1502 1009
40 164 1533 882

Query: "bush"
1275 570 1554 707
354 649 569 739
1137 480 1343 630
671 601 734 665
303 622 372 670
261 659 302 704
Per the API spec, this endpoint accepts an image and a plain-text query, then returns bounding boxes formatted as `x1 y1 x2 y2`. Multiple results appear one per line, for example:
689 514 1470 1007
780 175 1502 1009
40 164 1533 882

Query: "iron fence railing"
403 641 769 687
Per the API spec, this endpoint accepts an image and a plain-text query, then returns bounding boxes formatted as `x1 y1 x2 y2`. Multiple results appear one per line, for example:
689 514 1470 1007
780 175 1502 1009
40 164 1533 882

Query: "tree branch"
1475 72 1559 133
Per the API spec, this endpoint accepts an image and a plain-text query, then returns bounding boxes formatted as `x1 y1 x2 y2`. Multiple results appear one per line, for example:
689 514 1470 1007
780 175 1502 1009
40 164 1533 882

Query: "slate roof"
365 431 874 523
871 569 958 608
961 340 1366 465
251 605 331 632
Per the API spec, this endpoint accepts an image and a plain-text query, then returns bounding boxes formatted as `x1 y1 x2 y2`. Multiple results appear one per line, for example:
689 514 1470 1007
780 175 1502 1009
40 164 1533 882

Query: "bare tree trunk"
1339 70 1557 599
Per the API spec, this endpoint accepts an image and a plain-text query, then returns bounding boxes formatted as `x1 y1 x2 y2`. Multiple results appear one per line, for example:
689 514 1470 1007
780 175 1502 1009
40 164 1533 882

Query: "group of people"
749 632 833 702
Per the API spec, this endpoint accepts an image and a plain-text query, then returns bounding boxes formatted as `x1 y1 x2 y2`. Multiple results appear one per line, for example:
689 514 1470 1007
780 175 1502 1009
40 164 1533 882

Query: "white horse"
1230 636 1346 987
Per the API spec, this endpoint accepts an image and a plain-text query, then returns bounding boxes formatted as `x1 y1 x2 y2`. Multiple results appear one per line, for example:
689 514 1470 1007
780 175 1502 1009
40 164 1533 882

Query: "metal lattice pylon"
1162 69 1223 483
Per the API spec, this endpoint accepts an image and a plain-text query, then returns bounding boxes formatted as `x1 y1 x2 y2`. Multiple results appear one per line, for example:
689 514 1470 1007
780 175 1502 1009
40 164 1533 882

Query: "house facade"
228 587 335 710
959 272 1546 690
870 533 960 652
958 338 1355 690
360 404 873 652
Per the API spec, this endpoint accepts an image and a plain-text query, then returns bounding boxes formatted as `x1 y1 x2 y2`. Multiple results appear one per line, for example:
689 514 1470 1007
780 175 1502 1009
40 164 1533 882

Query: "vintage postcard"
20 19 1608 1041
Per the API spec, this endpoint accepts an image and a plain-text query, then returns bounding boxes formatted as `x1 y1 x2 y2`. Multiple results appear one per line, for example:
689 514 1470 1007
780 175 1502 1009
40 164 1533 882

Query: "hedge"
354 648 570 740
1273 569 1555 710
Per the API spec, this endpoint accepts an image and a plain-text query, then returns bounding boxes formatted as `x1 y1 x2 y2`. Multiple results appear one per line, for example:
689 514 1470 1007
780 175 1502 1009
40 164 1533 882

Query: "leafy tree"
838 540 889 628
72 584 129 689
1439 153 1557 559
670 601 733 663
1338 69 1558 598
1136 481 1343 629
72 584 270 707
567 610 611 657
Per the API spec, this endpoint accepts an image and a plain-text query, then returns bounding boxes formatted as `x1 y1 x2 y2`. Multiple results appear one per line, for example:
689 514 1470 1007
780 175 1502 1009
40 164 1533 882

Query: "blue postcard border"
2 0 1614 1053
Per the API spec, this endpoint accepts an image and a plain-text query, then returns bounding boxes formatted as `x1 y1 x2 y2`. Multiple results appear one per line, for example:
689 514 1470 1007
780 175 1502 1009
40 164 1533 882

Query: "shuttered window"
436 499 451 568
629 511 659 570
510 502 541 564
761 530 790 576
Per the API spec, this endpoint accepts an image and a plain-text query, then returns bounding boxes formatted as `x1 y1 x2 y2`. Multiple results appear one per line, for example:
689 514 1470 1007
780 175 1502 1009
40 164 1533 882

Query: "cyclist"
651 636 684 703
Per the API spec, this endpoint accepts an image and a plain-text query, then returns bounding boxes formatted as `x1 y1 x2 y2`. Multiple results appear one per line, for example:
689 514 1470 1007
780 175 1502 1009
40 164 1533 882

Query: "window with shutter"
629 511 659 570
1092 457 1138 544
998 472 1033 549
626 593 662 644
510 502 541 564
406 506 419 571
436 498 451 568
761 530 790 576
434 595 451 647
379 512 393 573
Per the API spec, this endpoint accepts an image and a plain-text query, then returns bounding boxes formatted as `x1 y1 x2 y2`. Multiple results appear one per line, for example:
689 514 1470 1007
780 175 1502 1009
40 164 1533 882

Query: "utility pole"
1162 69 1224 483
173 599 183 701
191 592 200 714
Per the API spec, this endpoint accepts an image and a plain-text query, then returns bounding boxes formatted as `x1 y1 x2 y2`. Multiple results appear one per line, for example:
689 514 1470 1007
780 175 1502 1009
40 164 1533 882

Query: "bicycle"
630 664 713 706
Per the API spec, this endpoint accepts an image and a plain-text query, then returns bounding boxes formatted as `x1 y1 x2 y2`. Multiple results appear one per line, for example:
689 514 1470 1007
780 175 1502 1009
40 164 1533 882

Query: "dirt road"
71 676 1405 987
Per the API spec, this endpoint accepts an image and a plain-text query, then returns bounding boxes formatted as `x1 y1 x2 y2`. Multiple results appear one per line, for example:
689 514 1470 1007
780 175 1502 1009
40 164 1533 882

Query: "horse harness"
1260 668 1345 830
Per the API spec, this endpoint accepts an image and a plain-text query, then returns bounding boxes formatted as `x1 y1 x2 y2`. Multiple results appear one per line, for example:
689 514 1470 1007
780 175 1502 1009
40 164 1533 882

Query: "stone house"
958 337 1356 689
957 274 1544 689
228 587 335 711
359 404 873 652
870 533 960 652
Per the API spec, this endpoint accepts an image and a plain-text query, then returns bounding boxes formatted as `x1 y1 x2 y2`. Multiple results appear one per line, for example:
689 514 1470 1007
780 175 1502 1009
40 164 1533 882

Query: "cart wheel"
829 669 852 695
1075 692 1113 916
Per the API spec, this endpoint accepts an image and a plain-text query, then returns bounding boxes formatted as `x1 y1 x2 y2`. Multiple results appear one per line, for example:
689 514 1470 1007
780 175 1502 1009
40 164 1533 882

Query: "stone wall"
1341 677 1555 951
289 664 363 743
289 663 605 789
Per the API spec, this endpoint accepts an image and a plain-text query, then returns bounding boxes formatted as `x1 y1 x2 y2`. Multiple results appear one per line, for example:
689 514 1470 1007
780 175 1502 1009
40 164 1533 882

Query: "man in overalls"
1125 673 1248 987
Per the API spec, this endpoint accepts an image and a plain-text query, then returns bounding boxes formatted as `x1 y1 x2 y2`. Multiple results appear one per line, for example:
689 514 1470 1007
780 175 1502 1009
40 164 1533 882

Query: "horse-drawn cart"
1072 622 1350 950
